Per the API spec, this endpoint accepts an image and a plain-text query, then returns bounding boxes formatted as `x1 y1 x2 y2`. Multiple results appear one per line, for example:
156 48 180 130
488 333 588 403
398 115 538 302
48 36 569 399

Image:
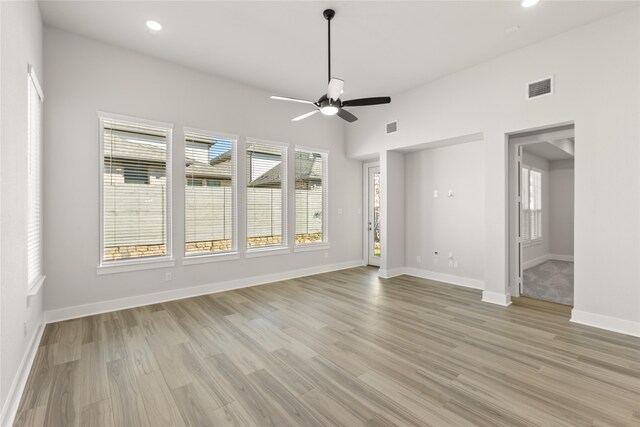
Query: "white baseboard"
523 254 550 270
378 267 405 279
571 309 640 337
402 267 484 290
0 323 45 427
481 291 512 306
523 253 574 270
44 260 363 323
550 254 574 262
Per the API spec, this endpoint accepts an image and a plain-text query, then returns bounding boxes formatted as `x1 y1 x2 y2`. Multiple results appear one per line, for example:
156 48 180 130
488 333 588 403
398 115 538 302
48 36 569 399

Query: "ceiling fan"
270 9 391 123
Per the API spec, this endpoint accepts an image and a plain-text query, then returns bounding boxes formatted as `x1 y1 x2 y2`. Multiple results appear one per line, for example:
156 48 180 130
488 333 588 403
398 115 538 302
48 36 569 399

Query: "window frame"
245 137 289 254
27 64 45 294
294 145 329 250
97 111 174 272
522 165 543 246
183 127 238 261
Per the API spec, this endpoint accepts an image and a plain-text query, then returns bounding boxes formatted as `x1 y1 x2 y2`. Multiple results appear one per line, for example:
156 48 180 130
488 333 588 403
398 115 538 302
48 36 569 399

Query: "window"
185 130 236 256
295 148 327 245
100 114 172 264
27 65 44 290
246 140 287 250
124 166 149 184
522 166 542 244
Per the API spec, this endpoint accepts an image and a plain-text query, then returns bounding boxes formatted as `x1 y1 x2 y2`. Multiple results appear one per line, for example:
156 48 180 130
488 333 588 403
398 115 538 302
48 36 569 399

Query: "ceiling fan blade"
271 95 316 105
342 96 391 107
292 110 320 122
327 78 344 101
336 108 358 123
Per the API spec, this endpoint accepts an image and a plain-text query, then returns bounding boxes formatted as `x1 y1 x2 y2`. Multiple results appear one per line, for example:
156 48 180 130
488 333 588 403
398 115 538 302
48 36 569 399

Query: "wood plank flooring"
14 267 640 426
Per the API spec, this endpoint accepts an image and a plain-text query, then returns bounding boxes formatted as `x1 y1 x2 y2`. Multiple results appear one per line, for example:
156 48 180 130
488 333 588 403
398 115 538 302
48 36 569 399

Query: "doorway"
508 125 575 305
366 165 381 266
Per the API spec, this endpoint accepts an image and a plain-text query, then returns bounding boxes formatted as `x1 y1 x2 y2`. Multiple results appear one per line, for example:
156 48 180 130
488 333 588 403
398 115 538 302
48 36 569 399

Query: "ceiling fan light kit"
270 9 391 123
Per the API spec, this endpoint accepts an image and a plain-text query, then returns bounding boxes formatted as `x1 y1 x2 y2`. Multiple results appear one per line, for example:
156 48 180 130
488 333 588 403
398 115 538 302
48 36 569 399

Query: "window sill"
245 247 290 258
97 258 175 275
183 252 240 265
294 243 330 253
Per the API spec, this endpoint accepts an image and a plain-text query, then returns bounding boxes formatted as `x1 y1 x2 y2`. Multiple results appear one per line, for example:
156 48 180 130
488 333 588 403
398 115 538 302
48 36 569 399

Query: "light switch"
433 190 438 198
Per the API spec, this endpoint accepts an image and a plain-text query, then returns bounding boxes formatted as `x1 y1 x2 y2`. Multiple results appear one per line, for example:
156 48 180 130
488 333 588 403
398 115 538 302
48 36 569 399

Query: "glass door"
368 167 381 266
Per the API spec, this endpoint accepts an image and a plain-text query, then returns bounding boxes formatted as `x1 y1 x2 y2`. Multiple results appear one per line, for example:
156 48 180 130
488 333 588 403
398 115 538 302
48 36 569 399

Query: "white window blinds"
522 166 542 243
295 148 327 245
246 141 287 249
101 116 172 263
27 66 44 289
185 131 236 256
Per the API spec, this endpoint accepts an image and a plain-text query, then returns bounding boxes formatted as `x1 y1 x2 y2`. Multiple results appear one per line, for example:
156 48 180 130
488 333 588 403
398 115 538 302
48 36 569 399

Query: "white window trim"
97 112 174 270
183 127 239 258
294 243 331 253
182 252 241 265
245 137 289 253
97 258 175 275
27 64 44 294
294 145 329 247
28 64 44 100
245 246 291 258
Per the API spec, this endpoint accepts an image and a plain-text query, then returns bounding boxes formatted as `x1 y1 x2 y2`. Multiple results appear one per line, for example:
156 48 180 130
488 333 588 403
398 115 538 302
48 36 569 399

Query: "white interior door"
368 167 381 266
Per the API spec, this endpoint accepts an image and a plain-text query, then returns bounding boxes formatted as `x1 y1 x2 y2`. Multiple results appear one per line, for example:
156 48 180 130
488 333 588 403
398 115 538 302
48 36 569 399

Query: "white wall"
549 159 574 257
43 28 363 315
404 141 485 283
0 0 44 421
379 150 405 276
522 151 550 265
346 9 640 334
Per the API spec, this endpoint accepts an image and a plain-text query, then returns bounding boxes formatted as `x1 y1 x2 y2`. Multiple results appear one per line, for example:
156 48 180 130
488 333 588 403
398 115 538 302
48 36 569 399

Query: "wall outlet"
433 190 438 198
324 251 329 258
454 260 459 268
24 321 28 337
449 259 454 268
416 255 421 263
337 208 343 215
165 272 172 282
434 256 438 265
449 252 453 259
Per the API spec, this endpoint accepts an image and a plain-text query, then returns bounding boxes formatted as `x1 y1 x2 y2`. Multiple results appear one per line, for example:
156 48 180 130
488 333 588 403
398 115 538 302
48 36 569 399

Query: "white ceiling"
524 140 574 161
39 1 636 100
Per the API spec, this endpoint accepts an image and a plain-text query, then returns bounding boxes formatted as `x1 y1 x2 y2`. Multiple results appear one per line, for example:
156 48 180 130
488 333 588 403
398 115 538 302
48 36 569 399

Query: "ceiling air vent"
386 120 398 135
527 76 553 99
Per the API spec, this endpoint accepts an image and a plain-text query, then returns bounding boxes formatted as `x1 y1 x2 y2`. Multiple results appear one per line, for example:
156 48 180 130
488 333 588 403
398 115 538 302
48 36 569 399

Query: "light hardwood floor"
14 267 640 426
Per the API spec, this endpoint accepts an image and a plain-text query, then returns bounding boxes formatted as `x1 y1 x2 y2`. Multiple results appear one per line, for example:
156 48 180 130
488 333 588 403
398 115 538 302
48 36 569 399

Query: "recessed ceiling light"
146 20 162 31
521 0 540 7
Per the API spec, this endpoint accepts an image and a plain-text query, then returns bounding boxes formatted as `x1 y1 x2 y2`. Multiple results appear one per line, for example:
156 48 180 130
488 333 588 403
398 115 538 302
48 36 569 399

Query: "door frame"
362 160 380 266
507 123 575 297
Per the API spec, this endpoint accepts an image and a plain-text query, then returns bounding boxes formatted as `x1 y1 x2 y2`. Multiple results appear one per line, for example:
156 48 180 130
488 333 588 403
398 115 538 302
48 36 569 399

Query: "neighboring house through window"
100 114 172 264
246 140 287 250
184 130 236 256
295 147 328 246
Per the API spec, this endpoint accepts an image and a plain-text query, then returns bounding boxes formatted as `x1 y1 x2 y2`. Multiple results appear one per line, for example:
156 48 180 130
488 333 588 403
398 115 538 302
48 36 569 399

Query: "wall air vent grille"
527 76 553 99
386 121 398 135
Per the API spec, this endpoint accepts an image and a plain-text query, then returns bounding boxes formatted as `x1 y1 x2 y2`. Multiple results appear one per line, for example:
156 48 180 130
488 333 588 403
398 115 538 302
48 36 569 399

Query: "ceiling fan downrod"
324 9 335 84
